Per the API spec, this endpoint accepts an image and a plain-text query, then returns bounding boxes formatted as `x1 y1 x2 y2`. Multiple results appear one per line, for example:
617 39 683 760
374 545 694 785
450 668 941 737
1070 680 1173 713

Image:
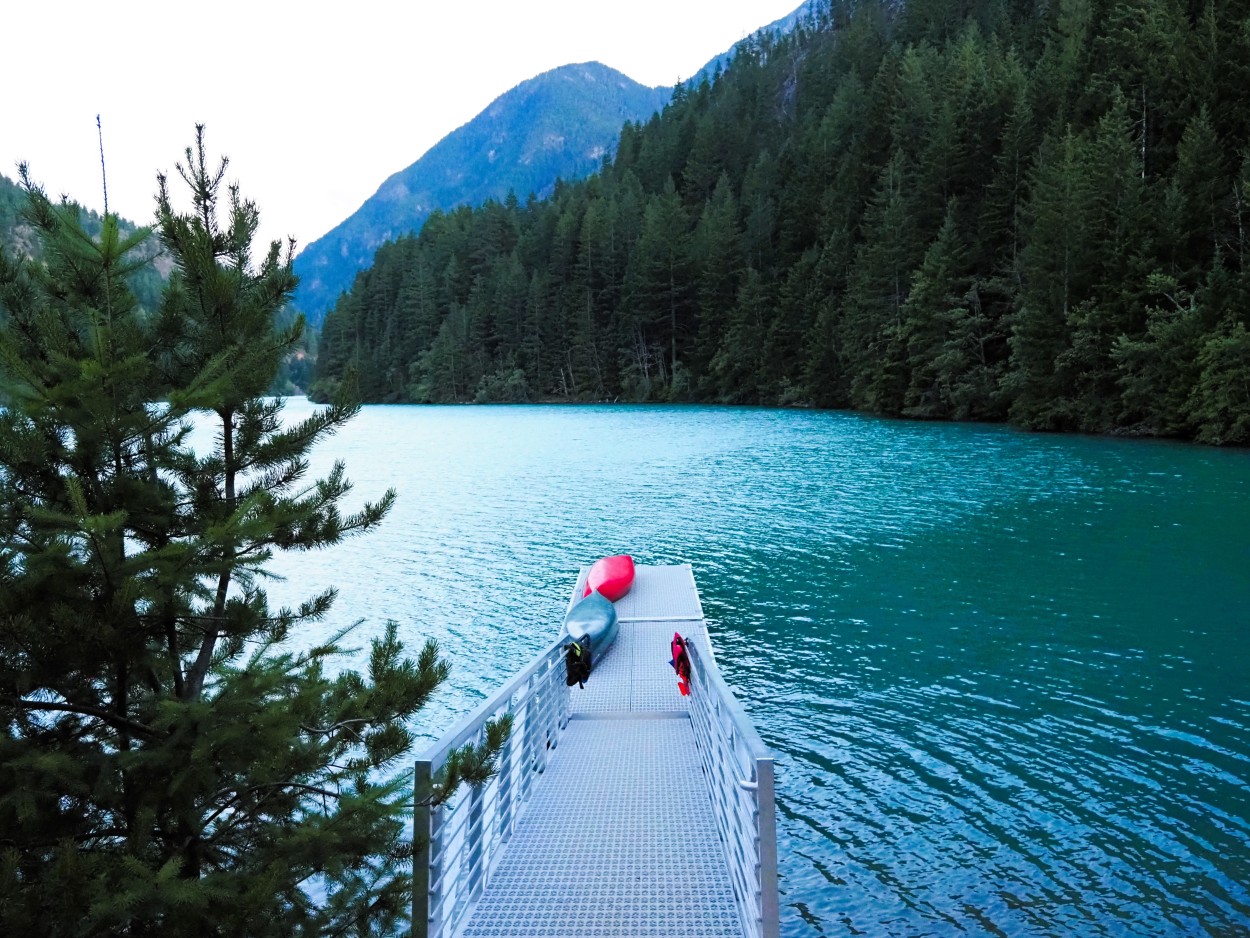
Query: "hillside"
0 173 34 258
0 171 167 314
291 62 670 324
313 0 1250 445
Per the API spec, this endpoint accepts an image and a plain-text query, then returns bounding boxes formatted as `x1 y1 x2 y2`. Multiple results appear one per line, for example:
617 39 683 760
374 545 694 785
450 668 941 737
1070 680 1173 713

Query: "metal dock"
414 564 779 938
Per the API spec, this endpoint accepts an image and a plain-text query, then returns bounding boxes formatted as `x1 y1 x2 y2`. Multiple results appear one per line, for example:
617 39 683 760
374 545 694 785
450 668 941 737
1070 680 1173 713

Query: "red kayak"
582 554 635 602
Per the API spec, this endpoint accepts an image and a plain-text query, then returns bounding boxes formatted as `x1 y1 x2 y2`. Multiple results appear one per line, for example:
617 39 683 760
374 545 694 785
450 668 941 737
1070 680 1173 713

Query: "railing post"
534 652 560 771
413 759 437 938
756 757 779 938
524 672 540 774
497 707 516 843
540 657 557 765
465 731 486 902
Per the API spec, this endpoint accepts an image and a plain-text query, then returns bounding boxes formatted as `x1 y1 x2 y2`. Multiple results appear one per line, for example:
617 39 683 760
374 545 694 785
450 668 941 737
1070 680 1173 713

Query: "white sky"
3 0 802 252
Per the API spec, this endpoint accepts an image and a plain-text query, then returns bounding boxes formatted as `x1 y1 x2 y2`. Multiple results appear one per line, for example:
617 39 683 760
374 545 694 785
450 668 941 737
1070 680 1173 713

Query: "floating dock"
414 564 779 938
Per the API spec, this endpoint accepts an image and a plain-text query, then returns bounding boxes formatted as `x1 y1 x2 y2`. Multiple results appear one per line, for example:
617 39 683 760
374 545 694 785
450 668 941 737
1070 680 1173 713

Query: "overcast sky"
3 0 802 252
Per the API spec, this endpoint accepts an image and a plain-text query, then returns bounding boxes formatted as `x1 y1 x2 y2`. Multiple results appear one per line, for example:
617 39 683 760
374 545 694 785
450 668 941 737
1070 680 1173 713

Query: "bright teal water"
264 400 1250 938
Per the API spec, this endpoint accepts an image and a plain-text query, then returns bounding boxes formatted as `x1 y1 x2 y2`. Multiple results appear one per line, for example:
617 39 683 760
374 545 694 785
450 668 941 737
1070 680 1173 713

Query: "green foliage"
1189 322 1250 444
314 0 1250 444
0 131 508 936
0 171 168 317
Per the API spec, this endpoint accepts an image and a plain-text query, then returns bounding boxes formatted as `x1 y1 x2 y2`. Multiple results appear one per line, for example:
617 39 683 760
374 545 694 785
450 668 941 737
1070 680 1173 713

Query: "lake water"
262 399 1250 938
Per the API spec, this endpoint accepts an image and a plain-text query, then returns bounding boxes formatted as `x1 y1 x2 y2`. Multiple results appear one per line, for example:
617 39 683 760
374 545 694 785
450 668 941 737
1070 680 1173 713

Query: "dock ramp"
414 564 779 938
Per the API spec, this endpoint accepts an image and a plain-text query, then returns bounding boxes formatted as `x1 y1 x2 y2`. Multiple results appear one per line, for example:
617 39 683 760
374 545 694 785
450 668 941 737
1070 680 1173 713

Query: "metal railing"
413 635 570 938
686 638 780 938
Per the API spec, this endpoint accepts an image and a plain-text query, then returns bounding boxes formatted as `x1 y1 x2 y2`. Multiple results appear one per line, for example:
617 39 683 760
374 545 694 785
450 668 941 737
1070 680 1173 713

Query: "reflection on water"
251 400 1250 937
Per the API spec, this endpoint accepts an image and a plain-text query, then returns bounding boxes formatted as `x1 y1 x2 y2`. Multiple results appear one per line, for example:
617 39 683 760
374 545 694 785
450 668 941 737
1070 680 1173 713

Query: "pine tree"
842 148 920 413
1189 321 1250 445
1006 127 1092 429
900 199 971 418
1162 107 1227 281
709 268 772 402
1054 92 1150 432
690 174 743 378
0 130 505 937
1111 271 1203 435
622 181 691 396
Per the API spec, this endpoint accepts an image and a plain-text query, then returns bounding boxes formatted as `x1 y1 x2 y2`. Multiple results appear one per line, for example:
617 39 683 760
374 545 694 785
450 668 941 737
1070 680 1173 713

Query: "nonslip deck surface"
568 620 695 714
459 565 744 938
461 719 741 938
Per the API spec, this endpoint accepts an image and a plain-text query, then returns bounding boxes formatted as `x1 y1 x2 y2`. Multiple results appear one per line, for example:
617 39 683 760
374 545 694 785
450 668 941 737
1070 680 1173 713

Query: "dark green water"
266 401 1250 937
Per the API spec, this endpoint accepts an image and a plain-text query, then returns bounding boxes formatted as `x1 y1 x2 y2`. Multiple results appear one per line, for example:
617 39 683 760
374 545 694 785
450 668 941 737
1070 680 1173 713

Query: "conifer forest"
313 0 1250 444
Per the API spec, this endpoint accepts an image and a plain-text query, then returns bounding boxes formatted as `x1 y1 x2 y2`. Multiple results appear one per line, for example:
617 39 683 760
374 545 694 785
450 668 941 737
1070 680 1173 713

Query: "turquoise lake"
263 400 1250 937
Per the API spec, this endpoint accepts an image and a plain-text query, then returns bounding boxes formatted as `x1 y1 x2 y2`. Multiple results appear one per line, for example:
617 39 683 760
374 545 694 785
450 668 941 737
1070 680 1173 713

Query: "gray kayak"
562 591 619 686
564 590 619 653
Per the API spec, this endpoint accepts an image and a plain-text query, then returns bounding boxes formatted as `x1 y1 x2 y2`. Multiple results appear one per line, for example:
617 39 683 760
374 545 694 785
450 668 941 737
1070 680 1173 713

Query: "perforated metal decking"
459 565 745 938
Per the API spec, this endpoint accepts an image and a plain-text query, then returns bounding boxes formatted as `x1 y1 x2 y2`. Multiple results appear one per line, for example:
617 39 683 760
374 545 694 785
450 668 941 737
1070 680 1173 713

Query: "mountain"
688 0 821 85
1 172 40 261
292 62 669 324
292 3 824 325
313 0 1250 445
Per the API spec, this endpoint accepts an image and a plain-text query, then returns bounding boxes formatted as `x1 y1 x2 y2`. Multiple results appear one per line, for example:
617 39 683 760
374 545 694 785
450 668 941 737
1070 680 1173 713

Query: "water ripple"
239 401 1250 937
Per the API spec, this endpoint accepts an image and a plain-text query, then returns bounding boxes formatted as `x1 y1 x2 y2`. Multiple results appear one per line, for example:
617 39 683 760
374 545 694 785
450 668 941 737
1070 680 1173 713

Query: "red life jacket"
670 633 691 696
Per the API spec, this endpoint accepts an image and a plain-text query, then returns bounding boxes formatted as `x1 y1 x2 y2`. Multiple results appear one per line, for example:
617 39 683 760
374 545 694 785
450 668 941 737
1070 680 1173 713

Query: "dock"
414 564 779 938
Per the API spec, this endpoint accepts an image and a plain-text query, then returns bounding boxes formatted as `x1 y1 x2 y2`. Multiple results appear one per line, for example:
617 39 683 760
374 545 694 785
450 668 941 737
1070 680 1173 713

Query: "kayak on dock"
582 553 635 602
562 590 619 687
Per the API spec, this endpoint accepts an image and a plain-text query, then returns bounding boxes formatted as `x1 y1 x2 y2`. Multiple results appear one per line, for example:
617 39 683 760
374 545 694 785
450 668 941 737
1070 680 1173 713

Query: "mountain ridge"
292 62 669 323
292 2 821 324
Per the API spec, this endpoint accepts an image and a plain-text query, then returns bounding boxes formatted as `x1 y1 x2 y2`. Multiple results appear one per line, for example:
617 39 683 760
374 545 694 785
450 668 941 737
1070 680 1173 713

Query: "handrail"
420 634 568 769
686 637 780 938
413 635 571 938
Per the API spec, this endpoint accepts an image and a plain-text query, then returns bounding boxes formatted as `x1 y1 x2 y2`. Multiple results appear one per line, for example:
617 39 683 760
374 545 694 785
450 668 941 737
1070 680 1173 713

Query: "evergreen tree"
1054 92 1151 431
1111 272 1203 435
843 148 920 413
709 268 772 402
690 174 743 378
1189 321 1250 444
0 132 505 937
1007 127 1092 428
901 199 971 418
622 181 691 396
1162 107 1227 281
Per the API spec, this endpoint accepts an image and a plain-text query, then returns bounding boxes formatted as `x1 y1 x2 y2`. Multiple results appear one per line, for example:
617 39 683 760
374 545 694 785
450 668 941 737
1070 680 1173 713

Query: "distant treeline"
313 0 1250 444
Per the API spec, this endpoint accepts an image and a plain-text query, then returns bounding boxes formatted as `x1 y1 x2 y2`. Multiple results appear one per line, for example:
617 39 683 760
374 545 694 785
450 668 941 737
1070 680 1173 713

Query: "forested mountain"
1 171 168 314
691 0 823 85
314 0 1250 444
291 63 671 324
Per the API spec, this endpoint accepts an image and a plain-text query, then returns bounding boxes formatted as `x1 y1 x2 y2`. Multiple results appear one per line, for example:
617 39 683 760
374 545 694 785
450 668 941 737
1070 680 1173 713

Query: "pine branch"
300 717 372 736
419 714 514 806
3 696 162 741
205 781 341 828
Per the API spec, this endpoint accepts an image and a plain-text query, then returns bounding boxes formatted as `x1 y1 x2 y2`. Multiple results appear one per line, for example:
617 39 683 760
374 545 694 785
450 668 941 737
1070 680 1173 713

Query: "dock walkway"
415 565 777 938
